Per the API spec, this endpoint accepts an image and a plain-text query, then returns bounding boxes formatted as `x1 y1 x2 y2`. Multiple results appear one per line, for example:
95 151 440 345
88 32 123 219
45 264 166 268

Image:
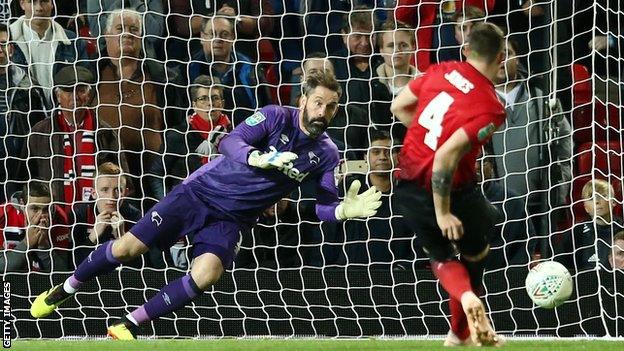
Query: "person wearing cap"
17 65 125 207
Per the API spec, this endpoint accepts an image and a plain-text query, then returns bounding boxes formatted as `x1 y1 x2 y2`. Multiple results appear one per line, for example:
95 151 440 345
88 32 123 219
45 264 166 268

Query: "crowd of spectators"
0 1 621 275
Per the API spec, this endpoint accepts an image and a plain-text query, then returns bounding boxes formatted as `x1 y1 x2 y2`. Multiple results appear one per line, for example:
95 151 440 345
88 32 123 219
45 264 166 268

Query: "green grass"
6 339 621 351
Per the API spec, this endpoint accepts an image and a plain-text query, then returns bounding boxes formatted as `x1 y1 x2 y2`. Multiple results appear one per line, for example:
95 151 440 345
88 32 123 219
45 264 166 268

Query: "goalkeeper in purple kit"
30 70 383 340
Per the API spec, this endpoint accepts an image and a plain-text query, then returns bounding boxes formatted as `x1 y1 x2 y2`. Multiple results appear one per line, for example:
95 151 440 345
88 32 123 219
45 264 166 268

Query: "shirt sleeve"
460 113 504 146
408 74 425 97
315 167 341 222
218 109 273 164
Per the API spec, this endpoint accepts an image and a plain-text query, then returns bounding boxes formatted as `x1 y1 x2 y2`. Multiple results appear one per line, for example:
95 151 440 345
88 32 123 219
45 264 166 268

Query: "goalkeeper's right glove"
335 180 383 220
248 146 298 169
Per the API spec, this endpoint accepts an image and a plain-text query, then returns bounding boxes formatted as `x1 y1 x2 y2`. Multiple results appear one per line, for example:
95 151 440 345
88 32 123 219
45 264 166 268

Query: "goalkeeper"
30 70 382 340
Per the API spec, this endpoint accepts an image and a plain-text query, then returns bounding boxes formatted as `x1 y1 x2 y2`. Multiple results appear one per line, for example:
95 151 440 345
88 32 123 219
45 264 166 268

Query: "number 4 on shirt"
418 92 455 151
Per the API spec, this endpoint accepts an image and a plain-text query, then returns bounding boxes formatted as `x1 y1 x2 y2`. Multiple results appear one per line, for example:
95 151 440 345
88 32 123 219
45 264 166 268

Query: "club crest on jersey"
278 162 309 182
151 211 163 227
308 151 319 165
245 111 266 126
477 123 496 142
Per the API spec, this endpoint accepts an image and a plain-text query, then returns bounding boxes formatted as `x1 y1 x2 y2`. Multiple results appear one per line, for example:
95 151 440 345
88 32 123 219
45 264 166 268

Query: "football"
525 261 573 309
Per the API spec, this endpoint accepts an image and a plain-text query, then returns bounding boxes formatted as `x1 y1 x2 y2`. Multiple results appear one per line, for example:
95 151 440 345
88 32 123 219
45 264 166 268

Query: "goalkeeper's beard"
302 110 328 139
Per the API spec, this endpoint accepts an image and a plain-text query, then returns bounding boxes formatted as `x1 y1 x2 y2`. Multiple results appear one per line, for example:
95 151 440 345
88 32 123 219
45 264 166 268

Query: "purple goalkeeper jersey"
183 105 341 224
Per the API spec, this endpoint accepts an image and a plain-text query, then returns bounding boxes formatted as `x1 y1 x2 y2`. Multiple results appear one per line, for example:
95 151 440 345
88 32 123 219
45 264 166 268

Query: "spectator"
71 162 142 266
2 22 48 200
9 0 89 109
95 9 164 193
169 0 274 61
376 21 419 97
435 6 485 62
331 6 389 121
301 0 351 56
86 0 165 60
476 150 536 270
329 130 423 268
554 179 624 271
395 0 495 71
375 20 420 140
609 231 624 270
189 15 271 126
490 0 549 75
490 39 572 236
148 75 232 201
0 181 70 273
19 66 124 206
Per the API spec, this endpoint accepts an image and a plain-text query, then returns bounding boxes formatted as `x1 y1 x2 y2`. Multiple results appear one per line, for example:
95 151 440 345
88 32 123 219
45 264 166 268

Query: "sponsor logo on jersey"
308 151 319 165
280 134 289 144
245 111 266 126
151 211 163 227
278 162 309 182
444 70 474 94
477 123 496 142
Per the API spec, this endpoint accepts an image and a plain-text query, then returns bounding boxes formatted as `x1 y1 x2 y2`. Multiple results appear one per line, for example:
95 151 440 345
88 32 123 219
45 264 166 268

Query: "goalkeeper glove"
248 146 298 169
335 180 383 220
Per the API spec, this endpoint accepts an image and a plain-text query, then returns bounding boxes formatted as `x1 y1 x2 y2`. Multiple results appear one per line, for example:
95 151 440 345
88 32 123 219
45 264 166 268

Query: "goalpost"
2 0 623 339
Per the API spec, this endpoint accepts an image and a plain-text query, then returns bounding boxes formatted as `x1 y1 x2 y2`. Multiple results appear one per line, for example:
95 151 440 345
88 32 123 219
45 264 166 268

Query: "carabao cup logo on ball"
525 261 573 309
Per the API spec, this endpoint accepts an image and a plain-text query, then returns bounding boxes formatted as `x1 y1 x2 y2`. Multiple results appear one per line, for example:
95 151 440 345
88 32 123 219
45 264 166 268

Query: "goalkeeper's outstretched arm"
315 170 382 222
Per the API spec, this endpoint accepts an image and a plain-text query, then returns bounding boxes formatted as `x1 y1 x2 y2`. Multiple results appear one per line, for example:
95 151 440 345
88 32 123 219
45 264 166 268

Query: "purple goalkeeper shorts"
130 184 244 268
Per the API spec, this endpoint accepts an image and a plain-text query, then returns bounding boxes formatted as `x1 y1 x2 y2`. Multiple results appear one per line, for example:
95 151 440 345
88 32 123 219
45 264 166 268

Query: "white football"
525 261 573 309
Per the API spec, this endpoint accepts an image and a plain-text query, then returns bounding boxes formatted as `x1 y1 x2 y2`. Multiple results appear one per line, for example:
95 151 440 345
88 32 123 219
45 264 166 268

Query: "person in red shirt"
390 23 506 346
147 74 232 201
0 181 70 273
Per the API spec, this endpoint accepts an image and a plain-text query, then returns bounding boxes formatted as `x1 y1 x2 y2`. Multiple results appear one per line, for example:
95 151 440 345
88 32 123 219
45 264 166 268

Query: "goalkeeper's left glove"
335 180 383 220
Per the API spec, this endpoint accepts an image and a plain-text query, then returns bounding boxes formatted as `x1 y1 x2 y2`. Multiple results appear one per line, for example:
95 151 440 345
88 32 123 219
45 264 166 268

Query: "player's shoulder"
317 134 340 165
245 105 297 127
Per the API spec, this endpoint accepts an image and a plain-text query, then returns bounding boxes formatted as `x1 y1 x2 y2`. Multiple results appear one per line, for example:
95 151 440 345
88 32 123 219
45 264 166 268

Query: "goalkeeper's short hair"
301 70 342 99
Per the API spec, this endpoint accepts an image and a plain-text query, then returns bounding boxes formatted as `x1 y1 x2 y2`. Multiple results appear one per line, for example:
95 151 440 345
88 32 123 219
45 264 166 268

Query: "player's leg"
107 217 242 340
30 233 148 318
454 190 501 346
107 253 224 340
393 181 473 345
31 185 201 319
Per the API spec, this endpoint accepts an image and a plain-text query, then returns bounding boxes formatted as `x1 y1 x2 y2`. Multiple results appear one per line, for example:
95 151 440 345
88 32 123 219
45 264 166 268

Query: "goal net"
2 0 623 339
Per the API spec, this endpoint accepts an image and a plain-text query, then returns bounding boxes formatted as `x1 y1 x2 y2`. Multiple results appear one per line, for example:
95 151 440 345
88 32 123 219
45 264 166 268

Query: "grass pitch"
6 339 621 351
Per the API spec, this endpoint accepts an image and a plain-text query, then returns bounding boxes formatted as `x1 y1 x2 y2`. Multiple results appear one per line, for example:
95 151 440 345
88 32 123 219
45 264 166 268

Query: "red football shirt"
398 61 505 189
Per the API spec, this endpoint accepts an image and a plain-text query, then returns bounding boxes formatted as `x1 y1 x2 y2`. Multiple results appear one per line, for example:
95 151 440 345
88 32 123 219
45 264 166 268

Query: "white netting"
0 0 622 339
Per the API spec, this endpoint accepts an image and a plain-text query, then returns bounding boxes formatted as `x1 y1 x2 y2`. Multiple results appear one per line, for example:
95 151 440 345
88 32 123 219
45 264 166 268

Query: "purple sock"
73 241 122 283
133 274 202 325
